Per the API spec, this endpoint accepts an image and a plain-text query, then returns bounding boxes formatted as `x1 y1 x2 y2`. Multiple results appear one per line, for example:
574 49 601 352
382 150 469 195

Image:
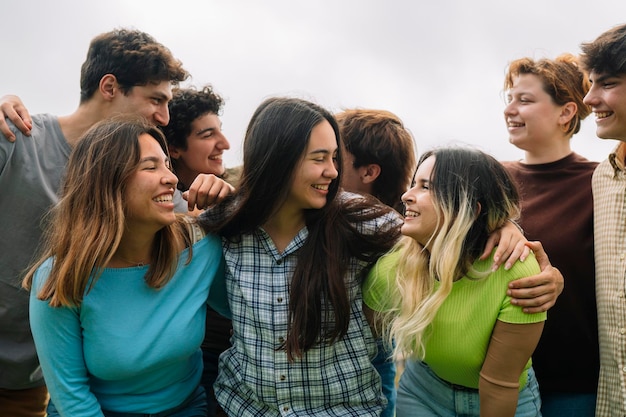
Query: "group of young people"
1 21 625 417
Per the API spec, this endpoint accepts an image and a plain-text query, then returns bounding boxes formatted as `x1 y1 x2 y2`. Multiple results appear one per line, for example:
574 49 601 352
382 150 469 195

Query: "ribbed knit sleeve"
363 250 401 312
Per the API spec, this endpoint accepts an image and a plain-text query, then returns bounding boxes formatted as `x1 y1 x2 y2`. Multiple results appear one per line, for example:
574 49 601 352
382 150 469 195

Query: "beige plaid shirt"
593 142 626 416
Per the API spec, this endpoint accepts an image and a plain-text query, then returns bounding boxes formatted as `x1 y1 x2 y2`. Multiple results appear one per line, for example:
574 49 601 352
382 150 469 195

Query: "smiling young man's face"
584 72 626 142
169 112 230 179
113 81 174 127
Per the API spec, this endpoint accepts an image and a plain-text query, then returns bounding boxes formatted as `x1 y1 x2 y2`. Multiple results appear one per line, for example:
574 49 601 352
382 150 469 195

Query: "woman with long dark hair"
199 97 401 416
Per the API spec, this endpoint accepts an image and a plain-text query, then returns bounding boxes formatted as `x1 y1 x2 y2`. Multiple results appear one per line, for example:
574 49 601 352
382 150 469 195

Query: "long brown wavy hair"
23 116 191 307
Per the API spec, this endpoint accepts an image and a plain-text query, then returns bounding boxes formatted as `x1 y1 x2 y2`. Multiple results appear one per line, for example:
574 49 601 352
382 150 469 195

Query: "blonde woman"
364 147 546 417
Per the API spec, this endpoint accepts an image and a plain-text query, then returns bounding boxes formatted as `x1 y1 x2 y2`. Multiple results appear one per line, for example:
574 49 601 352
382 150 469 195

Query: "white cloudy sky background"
3 0 626 168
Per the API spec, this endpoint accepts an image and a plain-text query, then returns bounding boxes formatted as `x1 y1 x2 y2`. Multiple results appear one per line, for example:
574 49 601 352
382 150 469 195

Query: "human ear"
168 145 181 159
361 163 382 185
474 202 482 219
99 74 118 101
558 102 577 126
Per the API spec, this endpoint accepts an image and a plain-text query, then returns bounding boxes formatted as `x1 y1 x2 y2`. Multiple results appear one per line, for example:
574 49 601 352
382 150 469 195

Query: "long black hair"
200 97 400 359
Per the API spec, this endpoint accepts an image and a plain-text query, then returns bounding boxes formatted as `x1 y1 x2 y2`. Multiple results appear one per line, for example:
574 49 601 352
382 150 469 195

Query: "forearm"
479 373 520 417
479 320 544 417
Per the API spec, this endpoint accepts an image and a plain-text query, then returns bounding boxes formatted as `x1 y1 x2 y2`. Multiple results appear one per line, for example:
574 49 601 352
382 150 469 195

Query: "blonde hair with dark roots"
384 147 520 360
23 116 191 307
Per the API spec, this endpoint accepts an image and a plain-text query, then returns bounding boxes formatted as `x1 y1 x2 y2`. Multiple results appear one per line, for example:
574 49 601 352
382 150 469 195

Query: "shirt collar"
257 226 308 259
609 142 626 173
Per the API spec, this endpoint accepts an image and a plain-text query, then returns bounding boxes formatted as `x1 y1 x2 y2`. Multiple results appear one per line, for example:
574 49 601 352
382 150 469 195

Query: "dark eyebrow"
140 155 170 164
591 74 613 84
195 127 215 136
152 91 170 102
309 145 339 155
308 149 335 158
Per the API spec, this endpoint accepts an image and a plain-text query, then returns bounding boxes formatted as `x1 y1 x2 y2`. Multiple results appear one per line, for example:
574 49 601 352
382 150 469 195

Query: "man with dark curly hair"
162 85 231 196
162 85 232 417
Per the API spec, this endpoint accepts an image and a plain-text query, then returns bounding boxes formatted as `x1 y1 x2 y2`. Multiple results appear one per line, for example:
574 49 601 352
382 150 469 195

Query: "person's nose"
154 105 170 127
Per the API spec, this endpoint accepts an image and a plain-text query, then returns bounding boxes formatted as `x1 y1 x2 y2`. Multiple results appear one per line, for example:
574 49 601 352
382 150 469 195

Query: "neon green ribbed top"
364 250 546 389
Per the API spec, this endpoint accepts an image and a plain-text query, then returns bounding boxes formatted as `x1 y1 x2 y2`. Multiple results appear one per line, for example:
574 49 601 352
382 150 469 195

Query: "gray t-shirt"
0 113 71 388
173 188 188 214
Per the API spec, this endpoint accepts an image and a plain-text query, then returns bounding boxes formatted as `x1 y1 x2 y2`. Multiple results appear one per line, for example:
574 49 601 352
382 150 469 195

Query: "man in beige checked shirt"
580 23 626 416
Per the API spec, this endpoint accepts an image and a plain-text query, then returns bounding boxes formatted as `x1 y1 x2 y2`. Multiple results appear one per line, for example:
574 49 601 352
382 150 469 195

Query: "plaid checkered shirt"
212 202 399 416
592 142 626 416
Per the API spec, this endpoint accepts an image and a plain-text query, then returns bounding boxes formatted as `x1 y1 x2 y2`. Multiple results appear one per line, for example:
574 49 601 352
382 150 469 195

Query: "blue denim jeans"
372 338 397 417
201 349 223 417
396 360 542 417
540 391 596 417
46 385 207 417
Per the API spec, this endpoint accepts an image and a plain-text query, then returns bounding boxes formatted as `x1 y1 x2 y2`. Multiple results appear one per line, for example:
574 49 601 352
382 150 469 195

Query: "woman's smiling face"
400 155 440 249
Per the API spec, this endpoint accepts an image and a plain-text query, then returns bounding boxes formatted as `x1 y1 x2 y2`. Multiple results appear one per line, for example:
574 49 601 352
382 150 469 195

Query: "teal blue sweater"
29 235 228 416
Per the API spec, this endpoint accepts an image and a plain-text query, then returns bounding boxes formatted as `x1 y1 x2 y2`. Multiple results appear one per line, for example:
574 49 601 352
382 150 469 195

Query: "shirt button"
621 253 625 260
621 328 626 335
623 366 626 373
280 374 286 381
277 297 283 303
283 406 290 412
276 259 283 265
278 336 285 343
619 291 625 298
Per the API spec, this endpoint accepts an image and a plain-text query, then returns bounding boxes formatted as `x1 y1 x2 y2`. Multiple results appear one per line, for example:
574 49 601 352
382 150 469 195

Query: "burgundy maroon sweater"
503 153 599 393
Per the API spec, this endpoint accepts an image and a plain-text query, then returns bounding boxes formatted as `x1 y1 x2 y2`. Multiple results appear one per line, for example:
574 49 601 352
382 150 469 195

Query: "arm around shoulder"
507 241 564 314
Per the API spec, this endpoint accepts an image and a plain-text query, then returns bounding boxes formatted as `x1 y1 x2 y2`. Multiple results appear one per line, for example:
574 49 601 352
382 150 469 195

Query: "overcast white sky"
3 0 625 168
